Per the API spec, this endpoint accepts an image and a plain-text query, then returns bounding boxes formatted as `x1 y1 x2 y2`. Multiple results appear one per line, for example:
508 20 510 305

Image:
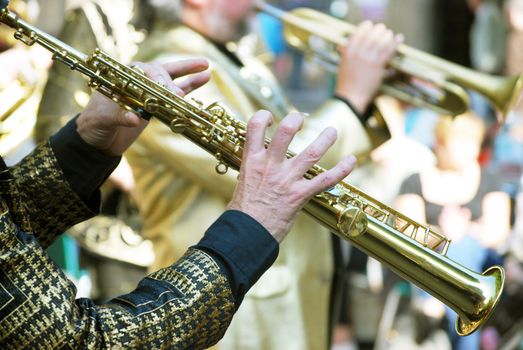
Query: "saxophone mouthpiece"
0 0 8 11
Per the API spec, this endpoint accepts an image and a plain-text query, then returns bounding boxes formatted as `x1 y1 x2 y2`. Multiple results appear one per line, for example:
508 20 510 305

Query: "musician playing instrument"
125 1 400 349
0 51 357 348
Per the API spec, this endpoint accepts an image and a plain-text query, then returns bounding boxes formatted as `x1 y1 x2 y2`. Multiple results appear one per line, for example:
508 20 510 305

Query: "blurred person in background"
354 97 436 205
469 0 507 76
492 0 523 190
505 0 523 77
125 0 401 349
395 112 511 350
491 0 523 332
0 0 51 158
476 4 523 345
468 0 507 147
34 0 152 301
36 0 142 141
491 171 523 348
486 174 523 348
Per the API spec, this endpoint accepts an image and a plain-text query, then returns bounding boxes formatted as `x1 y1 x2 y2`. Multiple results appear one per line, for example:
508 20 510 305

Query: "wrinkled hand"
335 21 402 114
227 111 357 242
76 58 210 155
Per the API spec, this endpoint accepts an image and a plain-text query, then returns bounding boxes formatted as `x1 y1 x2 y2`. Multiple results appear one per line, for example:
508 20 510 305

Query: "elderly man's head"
149 0 254 42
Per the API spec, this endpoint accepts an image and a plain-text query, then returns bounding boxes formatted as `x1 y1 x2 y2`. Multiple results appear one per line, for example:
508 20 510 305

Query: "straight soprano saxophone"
0 3 504 336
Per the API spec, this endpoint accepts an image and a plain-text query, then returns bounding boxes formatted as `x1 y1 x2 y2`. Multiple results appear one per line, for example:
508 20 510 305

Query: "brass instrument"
0 0 29 48
0 79 35 125
0 0 39 155
256 2 523 120
0 2 504 336
0 76 38 156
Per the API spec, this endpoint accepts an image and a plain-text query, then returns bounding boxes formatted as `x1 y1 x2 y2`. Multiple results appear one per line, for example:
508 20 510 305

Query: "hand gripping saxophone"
0 2 504 336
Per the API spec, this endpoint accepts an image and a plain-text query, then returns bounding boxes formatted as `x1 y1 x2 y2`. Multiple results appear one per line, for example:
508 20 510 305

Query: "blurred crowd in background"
2 0 523 349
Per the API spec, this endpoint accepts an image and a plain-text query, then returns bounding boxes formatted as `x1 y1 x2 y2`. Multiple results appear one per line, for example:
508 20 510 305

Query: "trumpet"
0 2 504 336
256 2 523 120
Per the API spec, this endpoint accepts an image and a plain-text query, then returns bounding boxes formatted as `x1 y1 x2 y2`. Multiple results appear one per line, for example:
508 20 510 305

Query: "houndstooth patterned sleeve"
10 141 97 248
0 207 235 350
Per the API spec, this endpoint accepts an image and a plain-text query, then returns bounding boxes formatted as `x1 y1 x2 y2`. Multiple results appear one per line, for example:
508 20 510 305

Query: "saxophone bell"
305 180 505 336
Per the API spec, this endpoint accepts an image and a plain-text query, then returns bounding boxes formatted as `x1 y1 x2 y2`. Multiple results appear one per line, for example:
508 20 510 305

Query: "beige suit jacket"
126 25 373 350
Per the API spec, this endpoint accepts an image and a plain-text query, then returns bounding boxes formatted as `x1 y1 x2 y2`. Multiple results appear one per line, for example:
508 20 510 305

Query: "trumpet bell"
258 2 523 121
494 73 523 121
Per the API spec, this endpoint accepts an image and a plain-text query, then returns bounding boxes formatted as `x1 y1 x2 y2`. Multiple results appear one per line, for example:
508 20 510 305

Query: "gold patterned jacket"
126 25 375 350
0 120 276 349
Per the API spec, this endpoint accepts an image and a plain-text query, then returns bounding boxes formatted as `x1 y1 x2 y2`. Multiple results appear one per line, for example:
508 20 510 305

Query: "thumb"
111 109 141 128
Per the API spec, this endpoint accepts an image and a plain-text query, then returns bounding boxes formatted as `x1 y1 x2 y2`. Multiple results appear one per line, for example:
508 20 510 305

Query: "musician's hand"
227 111 357 242
335 21 402 114
76 58 210 155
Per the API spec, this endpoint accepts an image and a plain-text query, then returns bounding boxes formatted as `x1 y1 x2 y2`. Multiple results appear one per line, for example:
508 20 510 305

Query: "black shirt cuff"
333 94 375 124
195 210 279 308
49 115 121 209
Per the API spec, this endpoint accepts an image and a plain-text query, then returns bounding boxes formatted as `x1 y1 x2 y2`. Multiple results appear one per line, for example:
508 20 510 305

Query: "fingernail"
289 111 304 120
289 112 305 128
324 126 338 141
